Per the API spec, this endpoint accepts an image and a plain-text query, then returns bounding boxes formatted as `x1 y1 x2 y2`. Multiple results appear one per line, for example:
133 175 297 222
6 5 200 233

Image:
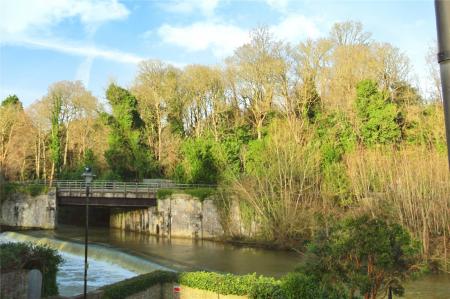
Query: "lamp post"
434 0 450 167
81 167 95 299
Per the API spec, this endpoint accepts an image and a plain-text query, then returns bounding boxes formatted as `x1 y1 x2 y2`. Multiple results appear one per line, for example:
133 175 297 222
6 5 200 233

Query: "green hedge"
101 270 178 299
156 187 216 201
179 271 282 298
100 270 346 299
0 242 63 297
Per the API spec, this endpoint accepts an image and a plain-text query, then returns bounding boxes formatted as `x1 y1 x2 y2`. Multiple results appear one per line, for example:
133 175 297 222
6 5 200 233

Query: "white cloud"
157 22 249 58
75 56 95 87
270 14 321 44
156 15 321 58
3 37 144 64
0 0 129 35
161 0 220 16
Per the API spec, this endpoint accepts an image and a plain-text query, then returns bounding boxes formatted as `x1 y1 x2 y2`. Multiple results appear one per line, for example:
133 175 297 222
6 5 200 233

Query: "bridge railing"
3 180 215 193
54 180 215 193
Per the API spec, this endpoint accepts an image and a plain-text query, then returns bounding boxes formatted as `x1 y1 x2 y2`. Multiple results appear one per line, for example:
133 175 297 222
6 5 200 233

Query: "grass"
1 182 48 201
156 187 216 201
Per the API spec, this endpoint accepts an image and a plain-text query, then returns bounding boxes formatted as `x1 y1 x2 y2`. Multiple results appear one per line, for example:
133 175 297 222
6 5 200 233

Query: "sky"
0 0 438 107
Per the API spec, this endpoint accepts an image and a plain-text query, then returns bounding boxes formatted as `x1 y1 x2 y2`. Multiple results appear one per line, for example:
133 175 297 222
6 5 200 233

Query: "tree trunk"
43 141 47 181
50 162 55 186
63 125 70 167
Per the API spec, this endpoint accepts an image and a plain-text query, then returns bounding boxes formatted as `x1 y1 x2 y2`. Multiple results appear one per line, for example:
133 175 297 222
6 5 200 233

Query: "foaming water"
0 231 170 296
0 231 169 274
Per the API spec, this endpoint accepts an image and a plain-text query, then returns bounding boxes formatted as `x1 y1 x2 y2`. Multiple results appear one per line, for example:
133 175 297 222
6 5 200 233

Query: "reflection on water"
404 274 450 299
22 225 302 277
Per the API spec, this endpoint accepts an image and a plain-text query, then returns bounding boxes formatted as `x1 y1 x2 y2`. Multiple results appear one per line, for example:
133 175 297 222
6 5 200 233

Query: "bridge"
50 180 213 208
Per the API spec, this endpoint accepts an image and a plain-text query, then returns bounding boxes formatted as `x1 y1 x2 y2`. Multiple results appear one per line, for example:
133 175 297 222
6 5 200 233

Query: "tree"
41 81 99 181
176 136 224 184
180 65 225 140
104 83 155 179
49 91 62 184
0 95 32 180
133 60 180 162
355 80 402 145
330 21 372 46
1 94 22 108
226 27 287 139
300 215 420 299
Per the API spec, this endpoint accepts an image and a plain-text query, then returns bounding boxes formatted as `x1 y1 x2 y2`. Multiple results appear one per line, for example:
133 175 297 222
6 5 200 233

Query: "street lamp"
434 0 450 167
81 167 95 299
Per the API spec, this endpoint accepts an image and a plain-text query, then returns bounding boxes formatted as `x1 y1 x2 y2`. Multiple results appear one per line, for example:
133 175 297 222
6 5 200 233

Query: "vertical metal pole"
84 184 89 298
435 0 450 167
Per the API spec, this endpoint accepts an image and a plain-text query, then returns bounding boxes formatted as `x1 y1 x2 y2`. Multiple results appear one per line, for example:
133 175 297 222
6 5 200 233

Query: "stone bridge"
55 180 210 208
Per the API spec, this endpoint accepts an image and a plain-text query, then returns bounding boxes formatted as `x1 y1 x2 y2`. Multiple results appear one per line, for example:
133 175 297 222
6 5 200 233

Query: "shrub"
156 188 216 201
179 271 280 298
101 270 178 299
0 242 63 297
156 188 174 199
280 272 346 299
1 183 48 199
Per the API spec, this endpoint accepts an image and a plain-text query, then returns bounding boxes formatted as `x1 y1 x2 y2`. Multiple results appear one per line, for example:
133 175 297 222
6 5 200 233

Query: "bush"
156 188 174 199
1 183 48 199
156 188 216 201
0 242 63 297
280 272 346 299
101 270 178 299
179 271 280 298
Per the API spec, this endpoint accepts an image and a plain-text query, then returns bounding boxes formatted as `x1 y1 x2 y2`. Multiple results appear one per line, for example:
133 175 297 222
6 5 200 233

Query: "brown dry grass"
346 147 450 271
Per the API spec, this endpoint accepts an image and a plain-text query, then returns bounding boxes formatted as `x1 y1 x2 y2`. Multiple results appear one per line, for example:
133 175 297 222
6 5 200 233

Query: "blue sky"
0 0 438 107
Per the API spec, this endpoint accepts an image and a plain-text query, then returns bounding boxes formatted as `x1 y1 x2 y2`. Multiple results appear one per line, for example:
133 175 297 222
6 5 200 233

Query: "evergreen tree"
104 83 156 179
355 80 402 146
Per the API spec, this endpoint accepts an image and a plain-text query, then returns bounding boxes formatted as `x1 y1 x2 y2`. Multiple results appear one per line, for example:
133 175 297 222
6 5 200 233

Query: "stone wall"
110 193 258 240
0 270 28 299
66 283 247 299
0 188 56 229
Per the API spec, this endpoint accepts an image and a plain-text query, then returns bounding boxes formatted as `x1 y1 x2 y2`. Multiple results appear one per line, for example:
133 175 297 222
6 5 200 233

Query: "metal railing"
54 180 215 193
4 180 215 192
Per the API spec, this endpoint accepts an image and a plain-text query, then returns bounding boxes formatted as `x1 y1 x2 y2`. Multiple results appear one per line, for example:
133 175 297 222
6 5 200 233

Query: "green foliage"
59 149 99 180
1 182 48 199
0 242 63 297
1 94 22 108
315 111 356 166
300 215 420 299
104 83 156 179
281 272 346 299
179 271 280 298
156 188 216 201
355 80 402 146
243 138 267 176
321 162 354 207
221 125 253 176
50 93 62 176
183 187 216 201
297 76 322 122
101 270 178 299
156 188 175 199
177 136 225 184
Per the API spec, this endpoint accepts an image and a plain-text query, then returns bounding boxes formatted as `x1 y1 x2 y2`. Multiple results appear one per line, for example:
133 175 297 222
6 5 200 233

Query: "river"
1 225 449 298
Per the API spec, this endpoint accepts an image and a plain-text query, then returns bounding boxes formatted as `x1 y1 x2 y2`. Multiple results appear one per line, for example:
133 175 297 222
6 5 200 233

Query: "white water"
0 232 170 296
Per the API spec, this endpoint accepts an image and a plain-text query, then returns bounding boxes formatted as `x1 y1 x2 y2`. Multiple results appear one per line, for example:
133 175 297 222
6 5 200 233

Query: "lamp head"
82 166 95 184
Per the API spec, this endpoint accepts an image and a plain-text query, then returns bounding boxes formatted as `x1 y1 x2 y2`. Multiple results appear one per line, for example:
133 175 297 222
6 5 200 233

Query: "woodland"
1 21 449 272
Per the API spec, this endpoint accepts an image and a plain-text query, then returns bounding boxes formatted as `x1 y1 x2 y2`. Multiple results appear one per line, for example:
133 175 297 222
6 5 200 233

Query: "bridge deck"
53 180 213 207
